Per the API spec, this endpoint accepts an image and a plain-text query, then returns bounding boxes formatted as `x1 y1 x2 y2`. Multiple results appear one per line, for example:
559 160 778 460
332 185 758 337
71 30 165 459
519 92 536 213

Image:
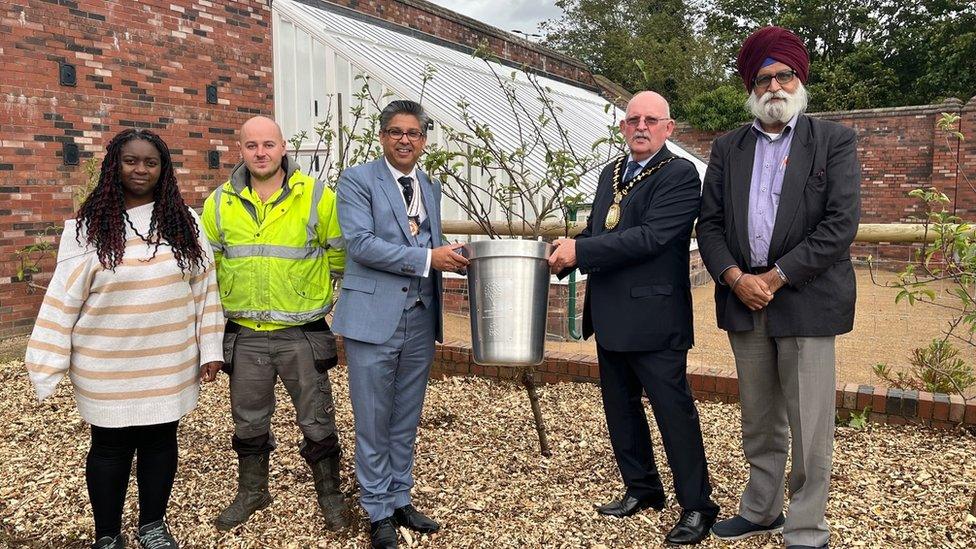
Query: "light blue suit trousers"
345 303 435 521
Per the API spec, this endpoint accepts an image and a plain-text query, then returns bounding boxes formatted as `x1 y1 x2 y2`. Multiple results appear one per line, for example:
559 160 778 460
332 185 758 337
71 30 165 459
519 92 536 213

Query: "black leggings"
86 421 179 539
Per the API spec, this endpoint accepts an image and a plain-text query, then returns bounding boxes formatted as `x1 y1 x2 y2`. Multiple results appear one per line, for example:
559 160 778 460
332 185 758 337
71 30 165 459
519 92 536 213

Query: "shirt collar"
627 145 664 168
751 113 799 142
385 157 418 183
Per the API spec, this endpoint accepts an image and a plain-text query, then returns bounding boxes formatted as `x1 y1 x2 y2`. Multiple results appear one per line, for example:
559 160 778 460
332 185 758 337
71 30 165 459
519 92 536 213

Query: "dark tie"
397 176 414 207
623 160 641 182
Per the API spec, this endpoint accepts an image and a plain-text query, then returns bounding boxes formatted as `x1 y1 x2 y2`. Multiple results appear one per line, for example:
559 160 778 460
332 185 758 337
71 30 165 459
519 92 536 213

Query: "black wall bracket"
63 142 79 165
59 62 77 86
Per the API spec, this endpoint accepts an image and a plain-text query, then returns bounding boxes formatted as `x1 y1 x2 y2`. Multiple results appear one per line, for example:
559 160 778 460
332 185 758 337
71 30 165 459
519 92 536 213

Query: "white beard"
747 82 809 126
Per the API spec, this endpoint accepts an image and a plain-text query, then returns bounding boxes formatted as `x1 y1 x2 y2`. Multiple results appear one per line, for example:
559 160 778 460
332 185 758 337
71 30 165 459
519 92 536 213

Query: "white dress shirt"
385 158 432 277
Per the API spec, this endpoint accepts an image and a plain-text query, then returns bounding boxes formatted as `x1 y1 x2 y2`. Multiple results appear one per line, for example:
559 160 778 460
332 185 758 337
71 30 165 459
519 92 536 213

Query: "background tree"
541 0 728 119
541 0 976 128
697 0 976 112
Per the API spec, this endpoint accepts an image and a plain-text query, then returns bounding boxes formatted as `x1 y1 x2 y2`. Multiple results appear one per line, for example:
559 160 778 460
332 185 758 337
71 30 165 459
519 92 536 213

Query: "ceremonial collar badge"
604 155 677 229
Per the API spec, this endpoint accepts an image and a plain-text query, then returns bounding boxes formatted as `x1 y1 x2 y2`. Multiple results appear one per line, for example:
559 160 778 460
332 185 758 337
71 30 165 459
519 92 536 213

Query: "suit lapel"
374 159 416 244
731 128 757 264
769 115 813 258
590 160 620 235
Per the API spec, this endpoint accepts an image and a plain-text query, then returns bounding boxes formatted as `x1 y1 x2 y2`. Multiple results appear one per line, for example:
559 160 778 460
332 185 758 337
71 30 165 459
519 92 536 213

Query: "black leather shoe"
595 493 666 517
392 504 440 533
369 517 398 549
665 510 716 545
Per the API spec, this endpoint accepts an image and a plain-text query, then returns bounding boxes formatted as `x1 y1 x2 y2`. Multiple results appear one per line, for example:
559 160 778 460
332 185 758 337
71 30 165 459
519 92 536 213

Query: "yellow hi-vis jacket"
201 159 345 331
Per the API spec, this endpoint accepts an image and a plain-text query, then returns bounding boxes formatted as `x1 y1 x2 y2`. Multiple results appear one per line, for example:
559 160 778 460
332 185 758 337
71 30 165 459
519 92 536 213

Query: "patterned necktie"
397 176 414 207
623 160 641 182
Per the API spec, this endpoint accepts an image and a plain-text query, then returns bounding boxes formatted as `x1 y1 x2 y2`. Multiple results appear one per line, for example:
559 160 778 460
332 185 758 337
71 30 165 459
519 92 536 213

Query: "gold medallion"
605 203 621 230
408 218 420 236
602 155 678 230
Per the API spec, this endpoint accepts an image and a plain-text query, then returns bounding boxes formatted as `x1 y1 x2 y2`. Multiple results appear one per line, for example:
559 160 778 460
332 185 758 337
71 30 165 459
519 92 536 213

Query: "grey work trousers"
728 308 836 548
225 324 339 458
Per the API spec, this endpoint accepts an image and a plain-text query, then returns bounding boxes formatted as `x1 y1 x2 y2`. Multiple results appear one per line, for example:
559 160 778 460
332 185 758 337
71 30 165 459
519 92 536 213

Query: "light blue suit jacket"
332 158 444 344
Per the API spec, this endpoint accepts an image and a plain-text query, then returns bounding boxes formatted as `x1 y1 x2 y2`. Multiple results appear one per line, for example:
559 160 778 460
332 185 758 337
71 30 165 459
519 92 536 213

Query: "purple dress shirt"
747 115 798 267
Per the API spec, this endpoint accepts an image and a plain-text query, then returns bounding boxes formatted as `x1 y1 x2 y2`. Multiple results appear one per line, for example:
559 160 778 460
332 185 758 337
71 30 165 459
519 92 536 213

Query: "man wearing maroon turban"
736 26 810 94
696 26 862 549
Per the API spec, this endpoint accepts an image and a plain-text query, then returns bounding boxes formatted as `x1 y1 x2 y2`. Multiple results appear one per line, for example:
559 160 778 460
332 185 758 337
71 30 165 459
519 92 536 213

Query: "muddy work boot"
309 454 352 530
215 453 274 531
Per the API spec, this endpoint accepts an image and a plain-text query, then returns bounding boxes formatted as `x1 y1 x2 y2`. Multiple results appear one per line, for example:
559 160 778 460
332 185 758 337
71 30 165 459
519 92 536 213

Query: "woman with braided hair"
25 129 225 549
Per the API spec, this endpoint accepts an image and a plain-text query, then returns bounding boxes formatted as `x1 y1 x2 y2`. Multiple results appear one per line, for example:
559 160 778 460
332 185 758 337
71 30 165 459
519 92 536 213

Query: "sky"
427 0 562 39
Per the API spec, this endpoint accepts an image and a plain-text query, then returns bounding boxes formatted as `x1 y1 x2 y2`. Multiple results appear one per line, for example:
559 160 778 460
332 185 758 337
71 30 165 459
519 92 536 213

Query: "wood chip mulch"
1 357 973 548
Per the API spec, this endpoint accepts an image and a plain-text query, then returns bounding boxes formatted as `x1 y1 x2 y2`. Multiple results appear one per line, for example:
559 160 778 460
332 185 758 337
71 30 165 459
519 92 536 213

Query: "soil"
0 335 28 364
1 360 974 548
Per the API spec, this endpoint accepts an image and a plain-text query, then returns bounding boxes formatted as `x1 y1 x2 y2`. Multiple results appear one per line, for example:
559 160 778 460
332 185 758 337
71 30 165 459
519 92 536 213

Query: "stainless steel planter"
463 239 552 366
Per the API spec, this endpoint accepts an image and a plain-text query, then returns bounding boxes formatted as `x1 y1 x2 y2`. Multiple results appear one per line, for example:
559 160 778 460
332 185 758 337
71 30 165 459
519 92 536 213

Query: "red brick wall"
0 0 600 337
330 338 976 429
671 124 721 162
0 0 274 337
4 0 974 337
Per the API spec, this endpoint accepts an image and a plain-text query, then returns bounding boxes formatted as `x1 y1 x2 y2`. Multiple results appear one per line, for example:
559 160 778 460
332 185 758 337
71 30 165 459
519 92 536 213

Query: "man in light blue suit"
333 100 468 549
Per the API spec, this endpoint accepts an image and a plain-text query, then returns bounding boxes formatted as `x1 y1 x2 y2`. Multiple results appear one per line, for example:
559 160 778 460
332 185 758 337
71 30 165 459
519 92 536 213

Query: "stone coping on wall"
806 98 971 119
412 340 976 430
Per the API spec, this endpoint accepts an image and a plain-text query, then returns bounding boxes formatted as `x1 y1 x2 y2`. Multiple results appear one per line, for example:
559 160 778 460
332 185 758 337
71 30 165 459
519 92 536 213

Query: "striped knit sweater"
25 203 224 428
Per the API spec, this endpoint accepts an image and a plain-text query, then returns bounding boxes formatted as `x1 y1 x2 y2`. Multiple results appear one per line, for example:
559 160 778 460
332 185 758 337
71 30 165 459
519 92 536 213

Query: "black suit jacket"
695 114 861 337
563 145 701 352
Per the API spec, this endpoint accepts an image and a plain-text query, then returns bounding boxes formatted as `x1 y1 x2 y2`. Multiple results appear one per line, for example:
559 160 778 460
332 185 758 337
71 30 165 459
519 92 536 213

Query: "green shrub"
874 338 976 395
682 84 751 132
912 339 976 394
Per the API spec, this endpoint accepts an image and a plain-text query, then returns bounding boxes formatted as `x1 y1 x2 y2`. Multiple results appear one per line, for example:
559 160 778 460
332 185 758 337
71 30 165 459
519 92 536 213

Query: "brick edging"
418 341 976 430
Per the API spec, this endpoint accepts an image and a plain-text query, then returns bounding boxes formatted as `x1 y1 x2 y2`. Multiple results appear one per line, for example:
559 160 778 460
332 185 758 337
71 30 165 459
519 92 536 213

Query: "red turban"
736 26 810 92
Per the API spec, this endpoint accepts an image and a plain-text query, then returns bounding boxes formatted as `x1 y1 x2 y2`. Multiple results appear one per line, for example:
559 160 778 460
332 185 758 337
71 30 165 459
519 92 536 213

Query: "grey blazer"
331 158 444 344
695 114 862 337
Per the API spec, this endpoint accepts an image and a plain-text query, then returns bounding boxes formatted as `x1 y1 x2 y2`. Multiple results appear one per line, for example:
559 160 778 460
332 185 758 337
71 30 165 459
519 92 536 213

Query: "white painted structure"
271 0 706 226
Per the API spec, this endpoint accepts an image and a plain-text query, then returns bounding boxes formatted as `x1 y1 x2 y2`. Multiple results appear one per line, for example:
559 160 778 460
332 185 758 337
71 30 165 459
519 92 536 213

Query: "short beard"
746 82 808 126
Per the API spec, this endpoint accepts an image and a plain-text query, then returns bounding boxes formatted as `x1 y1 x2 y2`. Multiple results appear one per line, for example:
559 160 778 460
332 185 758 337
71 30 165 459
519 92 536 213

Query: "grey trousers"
228 325 339 448
344 302 435 522
728 309 836 548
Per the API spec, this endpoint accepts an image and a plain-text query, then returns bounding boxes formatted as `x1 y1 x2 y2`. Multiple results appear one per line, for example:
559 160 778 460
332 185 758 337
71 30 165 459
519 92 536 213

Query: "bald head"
238 116 287 182
239 116 284 144
626 91 670 119
620 91 674 162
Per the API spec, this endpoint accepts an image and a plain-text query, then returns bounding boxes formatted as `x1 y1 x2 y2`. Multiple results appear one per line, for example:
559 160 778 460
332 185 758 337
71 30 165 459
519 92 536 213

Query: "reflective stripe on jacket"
201 159 344 330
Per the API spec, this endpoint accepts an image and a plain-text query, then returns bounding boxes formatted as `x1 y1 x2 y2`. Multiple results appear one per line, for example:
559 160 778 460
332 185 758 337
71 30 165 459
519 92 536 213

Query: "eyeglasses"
383 128 426 141
753 69 796 90
624 116 671 128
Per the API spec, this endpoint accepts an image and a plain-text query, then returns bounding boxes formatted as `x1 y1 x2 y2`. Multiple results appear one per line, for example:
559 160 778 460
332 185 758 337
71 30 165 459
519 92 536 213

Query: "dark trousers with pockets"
225 321 340 463
597 345 719 515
